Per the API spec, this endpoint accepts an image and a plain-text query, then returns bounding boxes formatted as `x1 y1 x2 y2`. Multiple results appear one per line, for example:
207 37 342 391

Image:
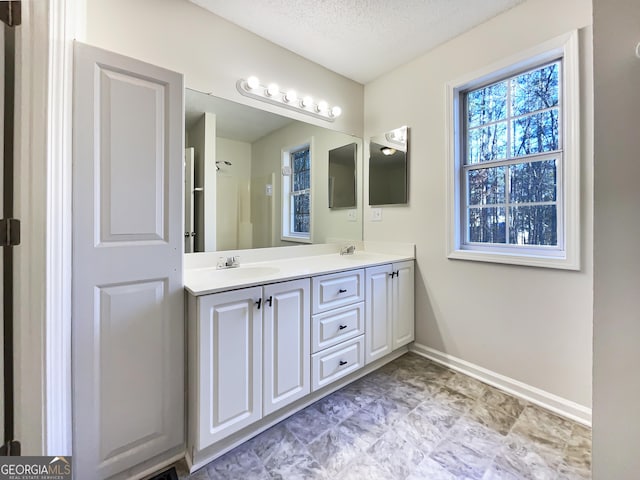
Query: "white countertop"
184 245 414 296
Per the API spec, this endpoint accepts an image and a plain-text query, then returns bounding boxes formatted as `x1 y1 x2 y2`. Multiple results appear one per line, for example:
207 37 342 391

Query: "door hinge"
0 440 21 456
0 219 20 247
0 1 21 27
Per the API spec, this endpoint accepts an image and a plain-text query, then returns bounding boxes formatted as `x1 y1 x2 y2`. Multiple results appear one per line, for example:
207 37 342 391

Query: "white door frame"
15 0 82 455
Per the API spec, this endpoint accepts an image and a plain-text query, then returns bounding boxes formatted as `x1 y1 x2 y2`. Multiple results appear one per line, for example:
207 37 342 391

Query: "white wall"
364 0 593 408
84 0 364 137
592 0 640 476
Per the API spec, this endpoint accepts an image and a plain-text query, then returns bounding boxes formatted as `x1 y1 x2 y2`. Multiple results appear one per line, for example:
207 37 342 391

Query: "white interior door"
185 147 195 253
72 42 184 479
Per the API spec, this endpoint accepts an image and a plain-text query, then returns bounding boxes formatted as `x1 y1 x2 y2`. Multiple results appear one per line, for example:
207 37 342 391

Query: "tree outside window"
463 61 561 248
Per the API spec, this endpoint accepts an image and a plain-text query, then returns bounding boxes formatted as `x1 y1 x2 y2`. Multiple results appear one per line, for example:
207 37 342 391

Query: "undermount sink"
208 266 281 280
338 252 383 261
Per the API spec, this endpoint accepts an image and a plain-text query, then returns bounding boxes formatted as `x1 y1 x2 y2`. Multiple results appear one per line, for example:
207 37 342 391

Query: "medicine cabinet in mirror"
184 88 363 253
369 126 409 206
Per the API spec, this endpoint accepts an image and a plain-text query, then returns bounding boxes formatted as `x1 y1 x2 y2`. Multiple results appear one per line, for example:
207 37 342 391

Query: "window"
465 61 561 247
447 32 580 269
282 142 312 242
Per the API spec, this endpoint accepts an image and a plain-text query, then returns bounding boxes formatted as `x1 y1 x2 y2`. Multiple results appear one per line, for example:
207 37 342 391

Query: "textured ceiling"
189 0 525 84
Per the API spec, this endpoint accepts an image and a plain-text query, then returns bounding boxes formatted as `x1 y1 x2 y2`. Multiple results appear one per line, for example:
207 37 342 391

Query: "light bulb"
266 83 279 97
330 106 342 118
381 147 396 156
301 96 313 108
284 90 297 103
246 76 260 90
316 100 328 113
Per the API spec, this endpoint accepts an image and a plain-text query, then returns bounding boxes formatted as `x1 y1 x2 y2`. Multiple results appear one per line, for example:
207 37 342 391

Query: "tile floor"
175 353 591 480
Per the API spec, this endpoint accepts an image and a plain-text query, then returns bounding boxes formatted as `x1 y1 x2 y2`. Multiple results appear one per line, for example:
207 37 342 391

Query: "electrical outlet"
347 209 357 222
371 208 382 222
265 184 273 196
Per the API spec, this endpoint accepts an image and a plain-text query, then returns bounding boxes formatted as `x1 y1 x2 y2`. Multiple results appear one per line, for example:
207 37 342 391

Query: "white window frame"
281 139 313 243
446 31 580 270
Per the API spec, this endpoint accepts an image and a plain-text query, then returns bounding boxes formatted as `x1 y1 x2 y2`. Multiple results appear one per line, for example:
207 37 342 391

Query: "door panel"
98 68 168 243
72 42 184 479
98 280 168 462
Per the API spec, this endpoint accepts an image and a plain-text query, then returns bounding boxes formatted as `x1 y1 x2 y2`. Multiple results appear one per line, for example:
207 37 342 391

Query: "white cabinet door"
392 261 415 349
72 42 184 480
263 279 311 416
365 264 393 363
198 287 262 449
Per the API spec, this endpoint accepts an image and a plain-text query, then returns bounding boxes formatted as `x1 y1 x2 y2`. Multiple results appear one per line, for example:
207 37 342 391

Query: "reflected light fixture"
301 96 313 108
283 89 297 103
381 147 397 156
237 76 342 122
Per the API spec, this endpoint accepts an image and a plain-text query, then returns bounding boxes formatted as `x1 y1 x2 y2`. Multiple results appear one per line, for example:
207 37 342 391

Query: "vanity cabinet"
192 278 311 450
365 261 415 364
187 259 413 468
196 287 263 448
311 270 366 391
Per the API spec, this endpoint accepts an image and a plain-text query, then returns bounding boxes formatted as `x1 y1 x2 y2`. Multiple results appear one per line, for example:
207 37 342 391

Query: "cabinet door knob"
338 324 348 330
255 298 262 309
339 360 348 366
338 288 348 294
265 295 273 307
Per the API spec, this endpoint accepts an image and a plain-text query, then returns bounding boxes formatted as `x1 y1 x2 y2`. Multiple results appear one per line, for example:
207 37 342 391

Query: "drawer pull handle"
265 295 273 307
338 288 348 294
339 360 348 366
255 298 262 309
338 324 348 330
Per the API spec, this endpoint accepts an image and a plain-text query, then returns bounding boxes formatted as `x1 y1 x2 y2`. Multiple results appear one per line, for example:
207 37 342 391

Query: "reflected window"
282 142 312 242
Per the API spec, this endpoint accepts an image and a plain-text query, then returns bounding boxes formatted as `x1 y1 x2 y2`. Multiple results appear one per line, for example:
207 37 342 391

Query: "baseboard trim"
409 343 592 426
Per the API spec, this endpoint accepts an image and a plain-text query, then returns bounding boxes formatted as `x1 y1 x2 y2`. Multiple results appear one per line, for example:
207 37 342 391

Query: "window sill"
448 248 579 271
281 235 312 244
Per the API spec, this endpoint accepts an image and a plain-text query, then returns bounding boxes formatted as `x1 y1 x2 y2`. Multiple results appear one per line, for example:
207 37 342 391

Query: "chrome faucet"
216 255 240 269
340 245 356 255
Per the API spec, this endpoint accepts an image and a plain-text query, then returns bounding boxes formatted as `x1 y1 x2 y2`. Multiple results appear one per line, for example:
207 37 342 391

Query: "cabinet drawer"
312 269 364 314
312 302 364 353
311 335 364 391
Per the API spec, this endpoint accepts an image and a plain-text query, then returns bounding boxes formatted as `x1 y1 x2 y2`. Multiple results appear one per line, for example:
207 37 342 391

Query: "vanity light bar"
236 76 342 122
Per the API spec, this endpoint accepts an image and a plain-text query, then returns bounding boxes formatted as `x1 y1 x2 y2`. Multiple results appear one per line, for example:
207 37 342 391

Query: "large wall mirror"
184 88 363 253
369 126 409 206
